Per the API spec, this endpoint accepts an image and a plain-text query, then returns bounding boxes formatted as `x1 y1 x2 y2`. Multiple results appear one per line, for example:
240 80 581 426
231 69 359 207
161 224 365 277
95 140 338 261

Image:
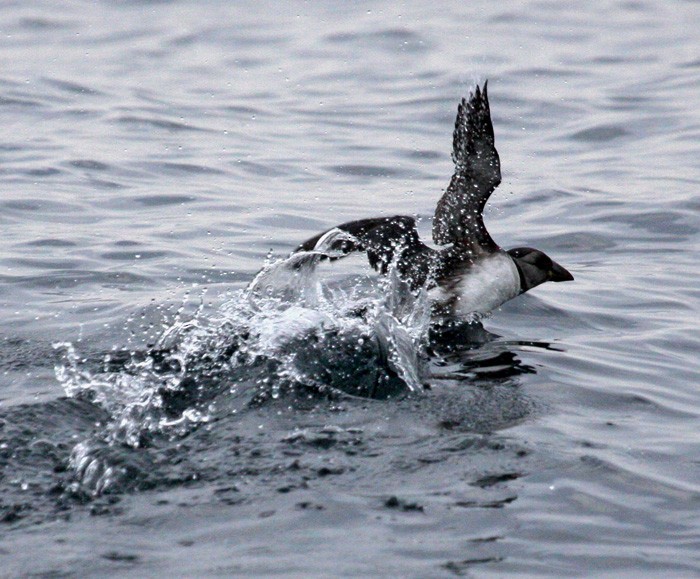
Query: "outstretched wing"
432 81 501 251
296 215 438 289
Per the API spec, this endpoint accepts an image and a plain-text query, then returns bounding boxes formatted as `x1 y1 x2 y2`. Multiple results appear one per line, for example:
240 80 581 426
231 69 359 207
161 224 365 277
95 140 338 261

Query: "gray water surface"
1 1 700 577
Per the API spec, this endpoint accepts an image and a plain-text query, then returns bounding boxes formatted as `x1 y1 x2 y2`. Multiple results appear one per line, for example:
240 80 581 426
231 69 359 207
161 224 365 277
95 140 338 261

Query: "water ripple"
0 0 699 575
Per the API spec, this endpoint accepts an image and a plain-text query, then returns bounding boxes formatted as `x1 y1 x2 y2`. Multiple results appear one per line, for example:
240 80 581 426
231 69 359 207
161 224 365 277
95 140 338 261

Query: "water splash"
54 234 431 492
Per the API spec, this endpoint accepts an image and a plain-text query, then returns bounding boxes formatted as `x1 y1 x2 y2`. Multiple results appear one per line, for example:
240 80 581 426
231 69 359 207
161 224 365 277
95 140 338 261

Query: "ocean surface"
1 0 699 576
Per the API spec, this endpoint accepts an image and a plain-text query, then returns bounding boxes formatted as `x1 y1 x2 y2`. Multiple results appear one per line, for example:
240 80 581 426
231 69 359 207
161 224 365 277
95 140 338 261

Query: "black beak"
549 260 574 282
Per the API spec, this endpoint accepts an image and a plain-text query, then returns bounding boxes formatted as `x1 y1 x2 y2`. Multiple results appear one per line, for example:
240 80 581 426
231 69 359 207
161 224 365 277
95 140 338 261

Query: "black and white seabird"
295 82 573 317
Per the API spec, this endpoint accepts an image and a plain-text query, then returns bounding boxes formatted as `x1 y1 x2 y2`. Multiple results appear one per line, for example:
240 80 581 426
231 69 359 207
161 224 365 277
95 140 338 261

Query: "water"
1 0 699 576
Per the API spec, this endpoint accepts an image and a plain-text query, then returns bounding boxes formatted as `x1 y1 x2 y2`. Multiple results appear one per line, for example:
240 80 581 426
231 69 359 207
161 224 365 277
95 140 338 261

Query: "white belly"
430 253 521 317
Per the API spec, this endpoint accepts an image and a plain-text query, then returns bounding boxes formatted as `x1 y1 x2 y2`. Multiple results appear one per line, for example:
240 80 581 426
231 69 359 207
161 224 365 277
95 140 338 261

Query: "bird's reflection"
427 318 560 385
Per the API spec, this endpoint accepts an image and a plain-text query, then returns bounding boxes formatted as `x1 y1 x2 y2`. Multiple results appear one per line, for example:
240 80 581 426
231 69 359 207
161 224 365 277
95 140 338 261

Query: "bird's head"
507 247 573 293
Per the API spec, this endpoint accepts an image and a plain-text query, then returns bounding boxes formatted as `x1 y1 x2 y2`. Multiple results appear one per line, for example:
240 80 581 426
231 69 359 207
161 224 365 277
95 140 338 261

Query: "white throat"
430 253 521 317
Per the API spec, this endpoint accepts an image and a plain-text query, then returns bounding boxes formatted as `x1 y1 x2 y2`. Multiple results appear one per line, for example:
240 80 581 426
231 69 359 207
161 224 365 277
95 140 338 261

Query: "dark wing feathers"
295 216 437 289
294 82 502 286
432 81 501 250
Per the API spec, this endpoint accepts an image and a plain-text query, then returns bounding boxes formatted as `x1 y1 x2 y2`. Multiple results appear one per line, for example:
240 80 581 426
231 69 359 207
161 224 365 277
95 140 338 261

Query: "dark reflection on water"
1 0 700 576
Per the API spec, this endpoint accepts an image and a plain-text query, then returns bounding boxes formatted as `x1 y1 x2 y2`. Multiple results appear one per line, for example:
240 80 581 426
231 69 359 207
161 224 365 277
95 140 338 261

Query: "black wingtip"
465 80 491 115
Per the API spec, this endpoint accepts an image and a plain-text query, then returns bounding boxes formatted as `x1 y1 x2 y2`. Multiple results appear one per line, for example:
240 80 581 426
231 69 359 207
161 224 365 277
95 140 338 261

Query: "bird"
294 81 573 318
